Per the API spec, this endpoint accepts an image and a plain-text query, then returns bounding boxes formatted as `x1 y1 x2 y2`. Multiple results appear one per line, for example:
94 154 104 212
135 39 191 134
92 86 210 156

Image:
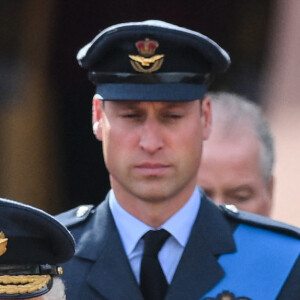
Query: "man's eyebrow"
110 101 142 109
158 103 192 112
227 186 254 193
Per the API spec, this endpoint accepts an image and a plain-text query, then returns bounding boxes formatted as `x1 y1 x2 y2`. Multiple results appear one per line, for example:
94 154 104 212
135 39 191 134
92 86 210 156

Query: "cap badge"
0 232 8 257
129 38 164 73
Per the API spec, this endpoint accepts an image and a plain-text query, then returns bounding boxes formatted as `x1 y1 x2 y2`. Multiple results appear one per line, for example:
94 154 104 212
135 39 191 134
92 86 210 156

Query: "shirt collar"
162 188 200 247
109 190 151 256
109 188 201 255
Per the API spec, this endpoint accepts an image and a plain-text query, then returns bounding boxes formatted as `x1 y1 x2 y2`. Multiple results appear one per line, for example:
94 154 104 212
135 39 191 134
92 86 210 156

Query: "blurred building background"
0 0 299 226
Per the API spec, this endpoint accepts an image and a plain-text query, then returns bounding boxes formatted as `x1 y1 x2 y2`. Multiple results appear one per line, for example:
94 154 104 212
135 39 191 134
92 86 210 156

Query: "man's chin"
132 184 177 203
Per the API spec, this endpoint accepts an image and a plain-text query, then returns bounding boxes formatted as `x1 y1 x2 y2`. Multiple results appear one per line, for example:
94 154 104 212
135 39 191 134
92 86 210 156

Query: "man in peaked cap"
57 20 300 300
0 198 75 299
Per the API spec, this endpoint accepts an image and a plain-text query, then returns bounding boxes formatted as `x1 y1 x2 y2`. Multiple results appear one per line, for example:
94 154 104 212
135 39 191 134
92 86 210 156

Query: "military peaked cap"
77 20 230 101
0 198 75 299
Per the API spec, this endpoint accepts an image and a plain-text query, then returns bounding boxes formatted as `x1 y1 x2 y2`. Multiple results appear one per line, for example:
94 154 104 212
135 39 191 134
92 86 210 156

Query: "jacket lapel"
75 199 144 300
72 193 236 299
166 195 236 300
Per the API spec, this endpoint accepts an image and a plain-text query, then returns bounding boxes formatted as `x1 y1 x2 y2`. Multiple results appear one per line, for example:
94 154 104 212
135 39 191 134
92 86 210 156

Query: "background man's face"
197 132 273 216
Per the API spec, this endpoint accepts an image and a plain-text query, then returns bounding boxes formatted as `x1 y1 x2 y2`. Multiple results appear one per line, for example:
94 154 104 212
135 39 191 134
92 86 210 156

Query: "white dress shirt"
109 187 201 284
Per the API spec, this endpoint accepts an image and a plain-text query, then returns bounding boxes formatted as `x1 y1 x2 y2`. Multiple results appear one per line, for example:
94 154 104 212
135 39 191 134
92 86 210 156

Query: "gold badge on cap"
129 38 164 73
0 232 8 257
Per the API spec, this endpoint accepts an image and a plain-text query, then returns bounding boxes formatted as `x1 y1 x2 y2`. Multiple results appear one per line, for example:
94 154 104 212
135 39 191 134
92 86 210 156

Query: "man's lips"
134 162 171 176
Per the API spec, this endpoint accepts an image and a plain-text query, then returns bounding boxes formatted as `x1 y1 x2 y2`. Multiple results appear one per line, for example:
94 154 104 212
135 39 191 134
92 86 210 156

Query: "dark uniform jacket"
56 192 300 300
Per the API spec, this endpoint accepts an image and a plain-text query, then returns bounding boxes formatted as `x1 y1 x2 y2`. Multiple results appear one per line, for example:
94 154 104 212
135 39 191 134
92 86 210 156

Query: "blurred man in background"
42 278 66 300
197 92 274 216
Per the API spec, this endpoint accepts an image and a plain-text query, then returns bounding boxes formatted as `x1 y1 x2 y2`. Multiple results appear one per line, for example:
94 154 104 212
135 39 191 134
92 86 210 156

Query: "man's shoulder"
56 204 96 228
220 204 300 239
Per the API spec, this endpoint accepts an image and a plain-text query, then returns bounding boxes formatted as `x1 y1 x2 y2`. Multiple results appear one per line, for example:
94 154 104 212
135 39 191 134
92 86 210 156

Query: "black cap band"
89 72 212 84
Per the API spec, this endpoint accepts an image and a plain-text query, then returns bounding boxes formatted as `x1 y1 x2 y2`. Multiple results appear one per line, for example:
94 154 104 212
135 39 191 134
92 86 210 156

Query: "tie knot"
143 229 170 257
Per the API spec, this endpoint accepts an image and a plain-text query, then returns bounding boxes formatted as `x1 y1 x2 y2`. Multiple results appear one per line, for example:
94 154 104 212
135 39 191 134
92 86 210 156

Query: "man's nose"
139 118 164 154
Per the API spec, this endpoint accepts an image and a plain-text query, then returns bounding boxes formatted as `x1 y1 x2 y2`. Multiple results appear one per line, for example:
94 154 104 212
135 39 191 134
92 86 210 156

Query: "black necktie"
140 229 170 300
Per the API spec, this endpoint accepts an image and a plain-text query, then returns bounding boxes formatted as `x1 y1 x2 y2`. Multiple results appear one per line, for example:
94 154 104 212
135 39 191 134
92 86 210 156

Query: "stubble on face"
97 99 210 220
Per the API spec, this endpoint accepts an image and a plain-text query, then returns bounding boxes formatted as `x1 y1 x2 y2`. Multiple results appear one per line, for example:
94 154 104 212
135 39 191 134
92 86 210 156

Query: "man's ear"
92 95 103 141
266 175 275 216
201 96 212 141
268 175 275 200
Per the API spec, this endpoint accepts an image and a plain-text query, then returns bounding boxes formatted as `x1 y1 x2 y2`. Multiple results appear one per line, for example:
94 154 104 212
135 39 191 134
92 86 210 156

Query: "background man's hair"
43 278 66 300
207 91 275 183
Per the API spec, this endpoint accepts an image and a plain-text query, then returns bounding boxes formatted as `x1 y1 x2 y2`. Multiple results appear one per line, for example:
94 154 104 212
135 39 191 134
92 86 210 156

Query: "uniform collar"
109 188 201 255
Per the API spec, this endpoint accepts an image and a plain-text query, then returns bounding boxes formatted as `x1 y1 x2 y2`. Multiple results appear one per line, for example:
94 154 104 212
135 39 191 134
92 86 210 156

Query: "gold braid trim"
0 275 51 295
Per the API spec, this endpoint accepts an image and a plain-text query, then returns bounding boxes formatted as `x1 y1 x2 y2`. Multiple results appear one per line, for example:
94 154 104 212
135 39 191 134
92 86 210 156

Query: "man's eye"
232 195 251 202
164 113 183 119
121 113 140 118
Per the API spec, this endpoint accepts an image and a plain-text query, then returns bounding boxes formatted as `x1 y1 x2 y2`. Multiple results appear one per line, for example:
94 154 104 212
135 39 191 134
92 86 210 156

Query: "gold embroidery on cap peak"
0 275 51 295
129 38 164 73
0 232 8 257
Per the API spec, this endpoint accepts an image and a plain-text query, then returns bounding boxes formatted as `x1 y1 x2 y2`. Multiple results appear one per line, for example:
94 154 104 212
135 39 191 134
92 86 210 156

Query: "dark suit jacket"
57 193 300 300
